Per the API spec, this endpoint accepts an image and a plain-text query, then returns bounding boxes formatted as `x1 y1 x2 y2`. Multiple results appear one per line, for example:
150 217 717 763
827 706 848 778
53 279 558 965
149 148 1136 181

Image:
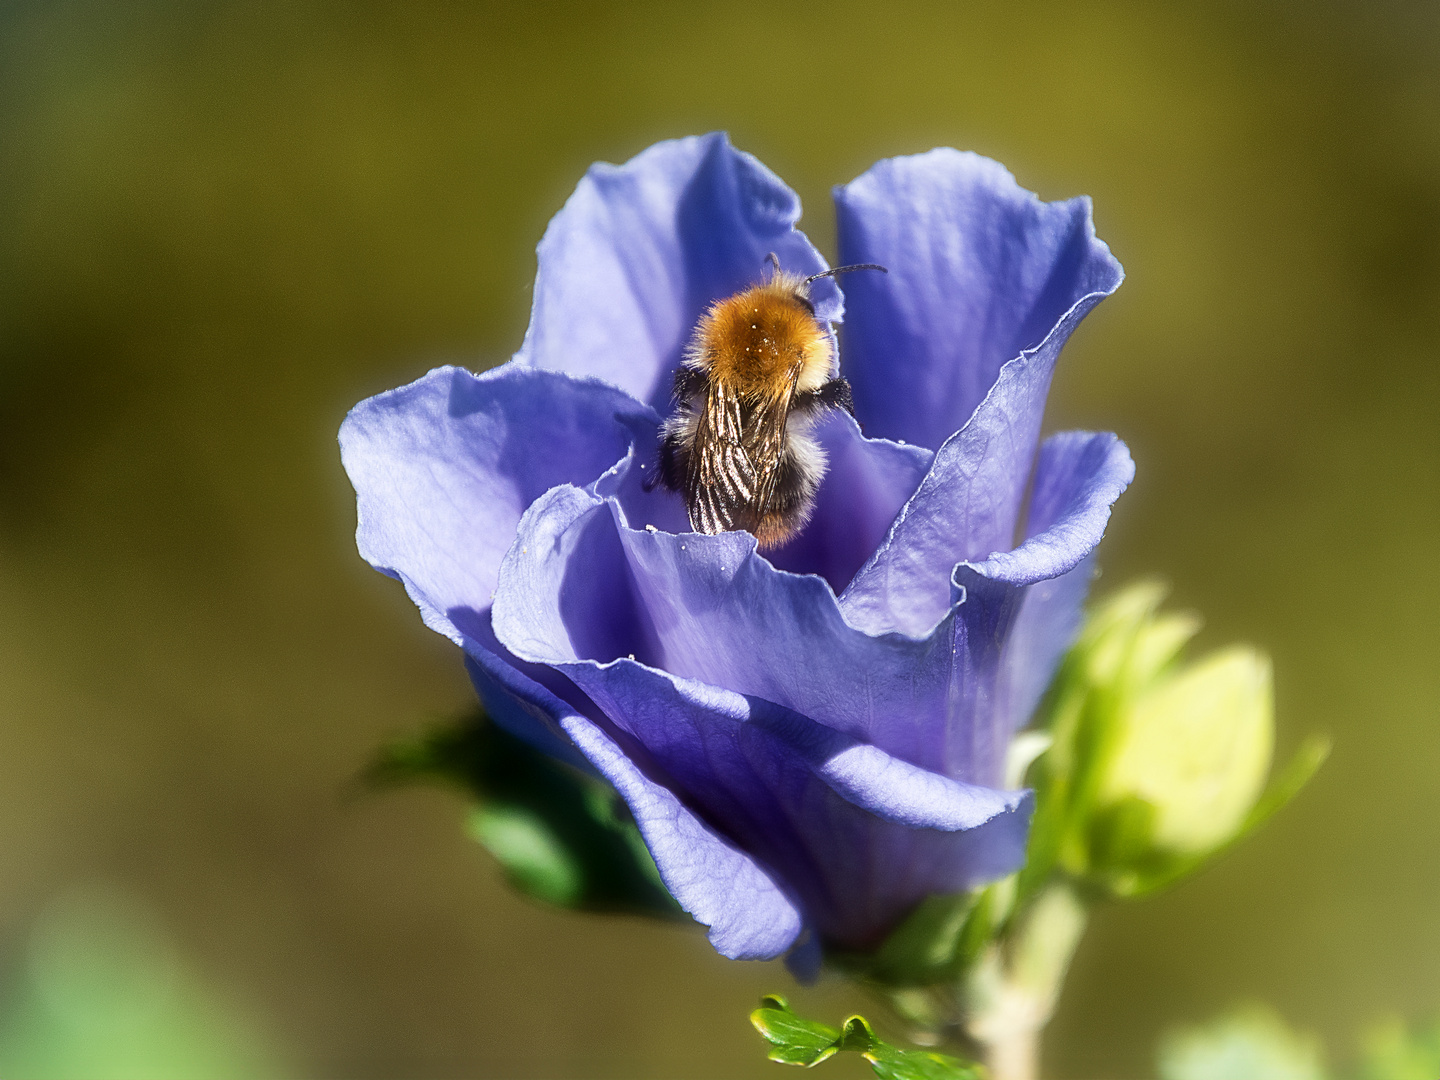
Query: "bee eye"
793 293 815 315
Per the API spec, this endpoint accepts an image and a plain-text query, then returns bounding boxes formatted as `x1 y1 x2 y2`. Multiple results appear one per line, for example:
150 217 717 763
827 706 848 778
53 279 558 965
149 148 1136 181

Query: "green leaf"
467 805 582 907
750 996 841 1067
750 997 981 1078
366 708 683 918
863 1043 982 1080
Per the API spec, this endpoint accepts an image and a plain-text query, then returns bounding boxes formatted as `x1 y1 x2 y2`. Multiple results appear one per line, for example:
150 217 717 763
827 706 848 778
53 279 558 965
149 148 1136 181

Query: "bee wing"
685 375 796 537
742 381 797 518
686 379 758 535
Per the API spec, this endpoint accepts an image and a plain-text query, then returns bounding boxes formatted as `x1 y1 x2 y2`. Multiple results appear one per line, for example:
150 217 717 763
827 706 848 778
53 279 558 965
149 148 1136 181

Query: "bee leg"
644 439 670 493
796 377 855 417
672 365 707 404
650 425 688 493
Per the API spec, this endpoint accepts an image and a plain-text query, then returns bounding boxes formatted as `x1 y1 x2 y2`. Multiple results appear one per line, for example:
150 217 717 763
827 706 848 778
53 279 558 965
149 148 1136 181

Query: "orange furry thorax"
687 276 834 397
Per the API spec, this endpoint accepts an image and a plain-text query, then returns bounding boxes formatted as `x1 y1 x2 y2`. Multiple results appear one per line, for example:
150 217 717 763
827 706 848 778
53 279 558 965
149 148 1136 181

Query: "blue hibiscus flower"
340 133 1132 964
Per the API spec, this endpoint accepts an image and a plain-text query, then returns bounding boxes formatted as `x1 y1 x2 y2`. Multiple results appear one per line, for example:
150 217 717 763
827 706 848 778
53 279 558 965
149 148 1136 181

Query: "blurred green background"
0 0 1436 1076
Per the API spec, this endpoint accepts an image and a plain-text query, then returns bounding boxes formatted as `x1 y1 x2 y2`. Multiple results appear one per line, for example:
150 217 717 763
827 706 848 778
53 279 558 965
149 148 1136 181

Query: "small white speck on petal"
645 524 658 533
627 653 635 661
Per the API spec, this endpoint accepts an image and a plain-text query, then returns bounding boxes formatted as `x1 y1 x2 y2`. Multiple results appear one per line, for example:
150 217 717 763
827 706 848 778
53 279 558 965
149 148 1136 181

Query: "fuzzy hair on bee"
654 255 885 549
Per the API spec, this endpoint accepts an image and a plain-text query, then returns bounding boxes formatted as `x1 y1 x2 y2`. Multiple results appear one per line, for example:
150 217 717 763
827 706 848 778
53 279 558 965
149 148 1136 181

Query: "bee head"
764 252 887 315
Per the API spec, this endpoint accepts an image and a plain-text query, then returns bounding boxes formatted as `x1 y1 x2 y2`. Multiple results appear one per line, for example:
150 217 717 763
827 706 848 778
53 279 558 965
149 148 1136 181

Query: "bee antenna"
803 263 888 285
765 251 781 278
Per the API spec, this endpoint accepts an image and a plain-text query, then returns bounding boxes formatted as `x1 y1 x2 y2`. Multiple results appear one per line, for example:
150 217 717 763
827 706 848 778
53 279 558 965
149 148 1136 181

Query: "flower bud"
1098 641 1273 854
1082 585 1273 857
1028 581 1315 897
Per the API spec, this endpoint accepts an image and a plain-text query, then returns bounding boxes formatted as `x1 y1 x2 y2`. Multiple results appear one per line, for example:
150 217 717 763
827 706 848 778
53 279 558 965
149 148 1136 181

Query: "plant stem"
963 884 1088 1080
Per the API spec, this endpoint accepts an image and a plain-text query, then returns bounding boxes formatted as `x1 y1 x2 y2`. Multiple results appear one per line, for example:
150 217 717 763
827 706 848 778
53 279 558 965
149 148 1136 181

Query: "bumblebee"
655 255 885 549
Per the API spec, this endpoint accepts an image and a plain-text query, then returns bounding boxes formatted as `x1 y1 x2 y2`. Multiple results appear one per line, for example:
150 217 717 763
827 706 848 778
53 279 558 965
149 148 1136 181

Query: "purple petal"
993 557 1095 739
839 393 1133 638
765 411 934 593
593 412 723 538
517 132 840 409
492 484 962 775
457 631 804 959
964 431 1135 588
933 433 1133 777
492 480 1071 789
921 430 1131 741
477 476 1031 953
340 362 661 763
557 708 804 959
339 362 651 641
834 149 1123 450
462 638 598 773
360 534 806 958
513 650 1031 950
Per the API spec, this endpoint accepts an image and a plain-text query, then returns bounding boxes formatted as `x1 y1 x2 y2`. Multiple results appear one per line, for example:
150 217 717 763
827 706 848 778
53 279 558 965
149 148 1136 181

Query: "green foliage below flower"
1024 581 1330 899
367 710 682 918
750 996 983 1079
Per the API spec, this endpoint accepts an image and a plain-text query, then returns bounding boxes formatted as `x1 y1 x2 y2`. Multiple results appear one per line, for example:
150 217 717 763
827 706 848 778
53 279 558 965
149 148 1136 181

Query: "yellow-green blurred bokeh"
0 1 1436 1076
0 887 285 1078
